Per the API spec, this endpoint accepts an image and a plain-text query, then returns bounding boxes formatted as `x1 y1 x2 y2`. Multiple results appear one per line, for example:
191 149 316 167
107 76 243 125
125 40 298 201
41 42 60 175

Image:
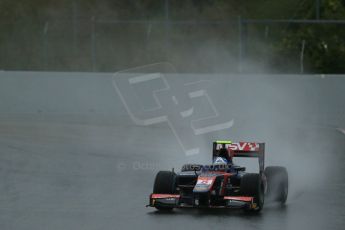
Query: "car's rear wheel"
241 173 264 212
153 171 176 210
265 166 288 204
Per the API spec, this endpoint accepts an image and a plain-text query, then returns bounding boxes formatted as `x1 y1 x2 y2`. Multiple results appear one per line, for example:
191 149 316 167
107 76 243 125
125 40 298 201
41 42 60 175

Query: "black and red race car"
147 141 288 212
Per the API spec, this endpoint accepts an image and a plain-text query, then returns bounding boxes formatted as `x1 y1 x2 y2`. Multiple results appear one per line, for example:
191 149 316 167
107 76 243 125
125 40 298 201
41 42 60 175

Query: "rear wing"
212 141 265 172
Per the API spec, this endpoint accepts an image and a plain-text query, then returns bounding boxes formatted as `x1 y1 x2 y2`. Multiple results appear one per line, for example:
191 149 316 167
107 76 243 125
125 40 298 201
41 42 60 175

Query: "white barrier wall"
0 71 343 127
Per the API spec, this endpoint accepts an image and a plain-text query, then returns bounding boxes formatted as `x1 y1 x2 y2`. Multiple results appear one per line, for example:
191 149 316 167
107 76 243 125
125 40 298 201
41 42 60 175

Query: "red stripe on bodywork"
151 194 180 199
223 196 253 202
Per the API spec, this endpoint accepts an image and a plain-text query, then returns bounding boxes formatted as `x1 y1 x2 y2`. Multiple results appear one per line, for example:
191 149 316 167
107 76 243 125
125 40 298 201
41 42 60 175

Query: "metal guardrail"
36 17 345 73
88 18 345 72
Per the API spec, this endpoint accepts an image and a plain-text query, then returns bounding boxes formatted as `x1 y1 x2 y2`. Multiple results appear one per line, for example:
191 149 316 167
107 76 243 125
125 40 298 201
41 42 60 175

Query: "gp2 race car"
147 141 288 212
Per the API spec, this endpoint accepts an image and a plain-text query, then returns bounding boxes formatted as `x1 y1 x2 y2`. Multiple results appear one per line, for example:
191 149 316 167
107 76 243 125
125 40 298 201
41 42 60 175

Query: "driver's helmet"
213 156 228 164
215 148 232 164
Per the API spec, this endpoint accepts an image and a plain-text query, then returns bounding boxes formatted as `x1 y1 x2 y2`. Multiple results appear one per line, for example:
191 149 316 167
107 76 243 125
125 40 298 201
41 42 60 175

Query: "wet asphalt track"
0 71 344 230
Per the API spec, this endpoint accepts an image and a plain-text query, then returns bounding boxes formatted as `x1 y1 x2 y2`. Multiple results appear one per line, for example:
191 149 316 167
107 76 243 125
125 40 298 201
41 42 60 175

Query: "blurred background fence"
1 0 345 73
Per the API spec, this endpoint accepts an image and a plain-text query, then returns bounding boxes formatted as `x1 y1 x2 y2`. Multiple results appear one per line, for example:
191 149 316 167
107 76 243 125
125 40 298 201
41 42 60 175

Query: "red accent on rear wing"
227 142 261 157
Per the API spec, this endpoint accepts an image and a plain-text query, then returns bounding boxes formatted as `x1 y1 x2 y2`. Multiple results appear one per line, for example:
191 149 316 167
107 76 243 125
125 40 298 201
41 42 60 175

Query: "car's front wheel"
241 173 264 212
153 171 176 210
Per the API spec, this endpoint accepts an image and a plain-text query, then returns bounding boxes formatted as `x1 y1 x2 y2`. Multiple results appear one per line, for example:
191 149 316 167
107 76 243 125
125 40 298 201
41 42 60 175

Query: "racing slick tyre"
241 173 264 212
264 166 288 204
153 171 177 211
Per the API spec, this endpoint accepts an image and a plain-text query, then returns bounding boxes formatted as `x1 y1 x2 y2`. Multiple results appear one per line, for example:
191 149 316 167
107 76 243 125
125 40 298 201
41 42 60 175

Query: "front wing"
147 194 257 209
